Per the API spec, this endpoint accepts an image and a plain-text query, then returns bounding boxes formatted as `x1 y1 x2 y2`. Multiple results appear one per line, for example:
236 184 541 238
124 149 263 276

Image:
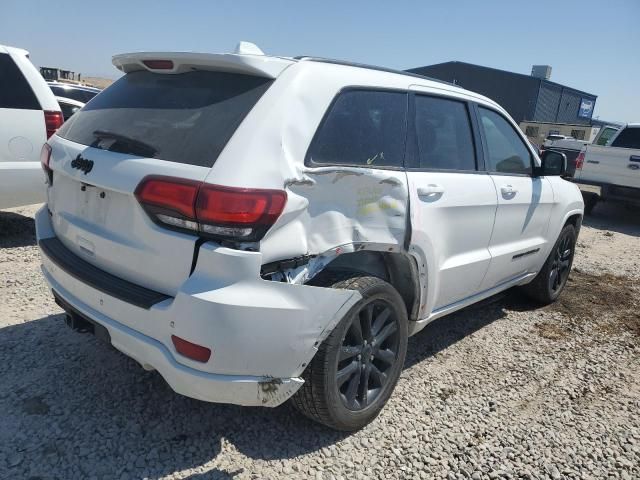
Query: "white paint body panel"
575 130 640 190
0 44 60 209
408 171 497 311
37 50 584 407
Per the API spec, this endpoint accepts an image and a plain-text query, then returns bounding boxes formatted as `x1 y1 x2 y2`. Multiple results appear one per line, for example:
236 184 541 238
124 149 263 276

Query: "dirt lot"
0 203 638 480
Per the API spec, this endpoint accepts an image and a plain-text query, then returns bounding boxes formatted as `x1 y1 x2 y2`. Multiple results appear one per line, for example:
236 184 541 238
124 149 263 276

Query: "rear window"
50 85 98 103
57 70 273 166
0 53 40 110
611 128 640 150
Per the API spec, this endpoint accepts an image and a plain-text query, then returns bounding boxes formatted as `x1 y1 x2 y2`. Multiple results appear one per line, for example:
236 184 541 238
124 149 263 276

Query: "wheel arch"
312 249 422 322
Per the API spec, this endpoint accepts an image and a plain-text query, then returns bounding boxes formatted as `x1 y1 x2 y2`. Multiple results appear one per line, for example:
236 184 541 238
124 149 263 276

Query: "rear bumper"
35 206 360 407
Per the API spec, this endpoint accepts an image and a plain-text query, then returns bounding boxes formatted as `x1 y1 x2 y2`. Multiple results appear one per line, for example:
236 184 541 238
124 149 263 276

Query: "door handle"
501 185 518 196
417 184 445 196
630 155 640 163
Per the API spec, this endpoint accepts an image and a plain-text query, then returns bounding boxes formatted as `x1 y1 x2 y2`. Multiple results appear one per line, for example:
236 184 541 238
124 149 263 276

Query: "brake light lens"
44 111 64 138
575 151 585 170
171 335 211 363
135 176 287 242
40 143 53 184
142 60 174 70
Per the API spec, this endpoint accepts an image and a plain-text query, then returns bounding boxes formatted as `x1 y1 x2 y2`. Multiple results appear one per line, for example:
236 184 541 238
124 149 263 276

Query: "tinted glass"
596 127 618 146
307 90 407 167
59 101 80 121
414 95 476 171
50 85 99 103
0 53 40 110
478 108 532 175
57 70 273 166
611 128 640 150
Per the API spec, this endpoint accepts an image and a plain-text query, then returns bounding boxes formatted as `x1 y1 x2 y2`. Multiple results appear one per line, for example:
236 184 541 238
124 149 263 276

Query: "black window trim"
404 91 487 174
304 86 410 171
473 103 537 178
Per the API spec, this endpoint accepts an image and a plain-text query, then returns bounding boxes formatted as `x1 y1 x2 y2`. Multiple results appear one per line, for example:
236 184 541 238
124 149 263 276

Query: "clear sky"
2 0 639 122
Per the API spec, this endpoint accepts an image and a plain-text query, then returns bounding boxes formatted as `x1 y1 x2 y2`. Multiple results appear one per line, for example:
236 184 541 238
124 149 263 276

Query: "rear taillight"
575 151 585 170
40 143 53 184
171 335 211 363
134 176 287 242
44 111 64 139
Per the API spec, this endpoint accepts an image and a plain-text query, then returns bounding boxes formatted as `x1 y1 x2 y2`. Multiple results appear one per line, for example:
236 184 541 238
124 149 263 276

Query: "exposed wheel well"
564 213 583 234
311 251 421 321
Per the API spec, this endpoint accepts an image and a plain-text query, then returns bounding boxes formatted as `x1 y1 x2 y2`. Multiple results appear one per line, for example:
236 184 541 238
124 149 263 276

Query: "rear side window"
57 70 273 167
414 95 476 171
0 53 40 110
307 90 407 168
611 128 640 150
478 107 532 175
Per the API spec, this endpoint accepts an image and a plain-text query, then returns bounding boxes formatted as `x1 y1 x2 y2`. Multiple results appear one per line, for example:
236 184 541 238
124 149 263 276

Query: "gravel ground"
0 203 638 480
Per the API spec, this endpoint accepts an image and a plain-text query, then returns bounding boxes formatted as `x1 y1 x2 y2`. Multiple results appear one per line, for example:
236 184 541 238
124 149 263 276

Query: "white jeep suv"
36 45 584 430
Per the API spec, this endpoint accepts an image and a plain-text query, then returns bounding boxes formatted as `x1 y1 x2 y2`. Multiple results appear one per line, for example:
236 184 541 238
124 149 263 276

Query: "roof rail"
294 56 454 86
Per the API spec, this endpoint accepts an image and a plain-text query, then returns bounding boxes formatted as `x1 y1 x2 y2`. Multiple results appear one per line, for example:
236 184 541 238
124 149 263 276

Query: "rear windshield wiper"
92 130 158 157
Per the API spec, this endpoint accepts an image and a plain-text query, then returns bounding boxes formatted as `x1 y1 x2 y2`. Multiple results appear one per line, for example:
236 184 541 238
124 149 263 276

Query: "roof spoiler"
112 42 293 79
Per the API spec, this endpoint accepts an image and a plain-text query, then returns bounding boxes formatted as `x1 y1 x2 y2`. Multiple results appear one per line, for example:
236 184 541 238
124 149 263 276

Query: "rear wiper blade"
92 130 157 157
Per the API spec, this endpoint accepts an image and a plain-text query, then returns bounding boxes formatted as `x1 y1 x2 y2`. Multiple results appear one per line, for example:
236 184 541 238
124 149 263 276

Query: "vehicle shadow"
582 201 640 237
0 210 37 248
0 290 533 478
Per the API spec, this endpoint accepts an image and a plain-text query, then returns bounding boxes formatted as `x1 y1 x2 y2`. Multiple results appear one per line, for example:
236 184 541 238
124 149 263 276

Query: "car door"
476 106 554 290
407 90 498 312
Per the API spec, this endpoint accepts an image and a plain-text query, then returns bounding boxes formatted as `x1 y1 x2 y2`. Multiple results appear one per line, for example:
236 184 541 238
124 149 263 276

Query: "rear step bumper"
35 206 360 407
40 237 170 309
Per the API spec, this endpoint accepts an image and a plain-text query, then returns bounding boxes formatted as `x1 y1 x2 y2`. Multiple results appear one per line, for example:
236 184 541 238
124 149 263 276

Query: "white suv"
36 45 584 430
0 44 62 209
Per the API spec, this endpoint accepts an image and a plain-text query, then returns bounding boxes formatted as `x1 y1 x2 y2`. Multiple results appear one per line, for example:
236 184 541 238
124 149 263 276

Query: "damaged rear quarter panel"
275 167 409 258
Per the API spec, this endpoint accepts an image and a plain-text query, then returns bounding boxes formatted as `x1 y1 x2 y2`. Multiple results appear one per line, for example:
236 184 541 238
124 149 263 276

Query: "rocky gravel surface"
0 203 638 480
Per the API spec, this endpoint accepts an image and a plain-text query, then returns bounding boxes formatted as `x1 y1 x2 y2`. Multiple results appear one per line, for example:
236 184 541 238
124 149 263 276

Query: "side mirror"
536 149 567 176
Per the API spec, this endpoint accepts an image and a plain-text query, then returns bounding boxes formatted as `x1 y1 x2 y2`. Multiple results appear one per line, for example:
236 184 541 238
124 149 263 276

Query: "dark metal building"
407 61 597 126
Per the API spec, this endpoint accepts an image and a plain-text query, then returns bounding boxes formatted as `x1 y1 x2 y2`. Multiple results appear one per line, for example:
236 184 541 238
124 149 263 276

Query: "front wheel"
291 273 408 431
521 224 576 305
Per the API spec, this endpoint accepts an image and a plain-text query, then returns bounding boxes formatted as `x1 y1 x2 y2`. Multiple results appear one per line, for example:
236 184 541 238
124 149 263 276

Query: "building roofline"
407 60 597 99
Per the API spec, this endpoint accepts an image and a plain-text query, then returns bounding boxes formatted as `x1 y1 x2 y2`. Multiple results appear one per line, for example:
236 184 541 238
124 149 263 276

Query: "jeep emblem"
71 154 94 174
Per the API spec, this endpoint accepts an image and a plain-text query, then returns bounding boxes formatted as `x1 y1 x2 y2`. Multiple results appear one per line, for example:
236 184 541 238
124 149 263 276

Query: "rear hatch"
47 57 279 296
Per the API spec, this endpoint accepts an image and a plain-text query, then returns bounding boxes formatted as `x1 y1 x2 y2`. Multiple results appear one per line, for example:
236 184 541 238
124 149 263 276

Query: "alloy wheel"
549 232 573 294
335 300 400 411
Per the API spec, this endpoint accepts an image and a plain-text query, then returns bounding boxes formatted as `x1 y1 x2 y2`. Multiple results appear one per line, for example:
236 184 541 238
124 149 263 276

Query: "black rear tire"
521 224 576 305
582 192 598 215
291 271 408 431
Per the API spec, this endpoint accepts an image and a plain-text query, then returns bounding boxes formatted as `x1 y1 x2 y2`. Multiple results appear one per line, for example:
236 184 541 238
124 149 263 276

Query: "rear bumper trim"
39 237 171 309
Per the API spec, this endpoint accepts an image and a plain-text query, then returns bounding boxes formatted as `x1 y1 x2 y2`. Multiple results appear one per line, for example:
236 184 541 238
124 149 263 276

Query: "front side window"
478 107 532 175
413 95 476 171
611 127 640 150
307 90 407 167
0 53 40 110
596 127 618 146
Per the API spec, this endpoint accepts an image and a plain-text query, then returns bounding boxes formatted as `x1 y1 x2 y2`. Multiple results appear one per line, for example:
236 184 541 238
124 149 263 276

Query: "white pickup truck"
573 123 640 213
543 125 620 177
